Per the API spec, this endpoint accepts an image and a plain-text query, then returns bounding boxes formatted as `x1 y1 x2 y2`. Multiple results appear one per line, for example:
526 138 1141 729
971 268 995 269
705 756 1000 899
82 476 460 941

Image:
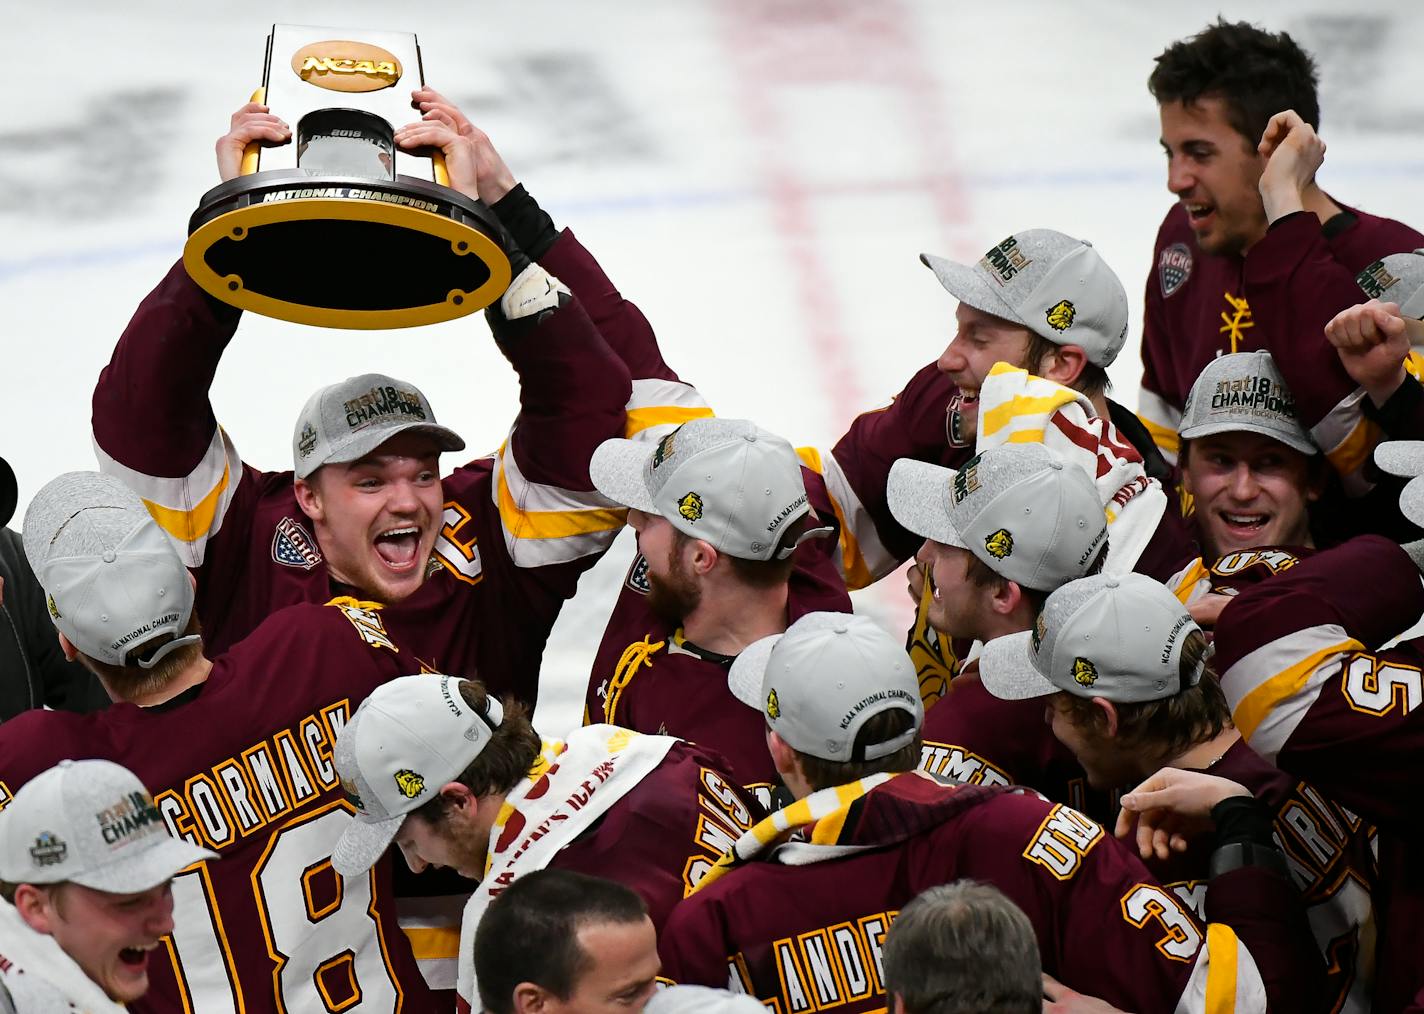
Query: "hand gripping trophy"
184 26 511 329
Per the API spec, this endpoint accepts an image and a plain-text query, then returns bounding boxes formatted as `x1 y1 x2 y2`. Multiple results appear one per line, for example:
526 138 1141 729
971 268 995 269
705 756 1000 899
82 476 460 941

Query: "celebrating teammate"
886 443 1111 808
661 610 1308 1012
1138 19 1422 471
584 417 846 798
0 759 214 1011
978 572 1373 1012
91 100 637 708
329 673 764 1013
0 470 454 1011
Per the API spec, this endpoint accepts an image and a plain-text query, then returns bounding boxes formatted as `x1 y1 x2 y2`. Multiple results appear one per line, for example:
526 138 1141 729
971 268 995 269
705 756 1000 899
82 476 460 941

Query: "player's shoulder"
228 598 407 672
440 458 497 499
1332 202 1424 255
1153 202 1192 245
0 710 102 796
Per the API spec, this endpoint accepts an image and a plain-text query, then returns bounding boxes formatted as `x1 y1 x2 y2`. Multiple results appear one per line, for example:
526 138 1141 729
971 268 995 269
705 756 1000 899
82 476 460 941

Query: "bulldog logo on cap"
1072 657 1098 687
985 529 1014 560
766 688 781 720
394 770 425 799
1045 299 1076 332
678 492 704 523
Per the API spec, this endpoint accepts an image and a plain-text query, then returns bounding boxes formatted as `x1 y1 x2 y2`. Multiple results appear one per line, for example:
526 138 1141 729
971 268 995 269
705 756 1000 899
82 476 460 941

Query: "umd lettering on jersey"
755 910 896 1014
156 701 349 850
1023 804 1104 880
918 742 1011 787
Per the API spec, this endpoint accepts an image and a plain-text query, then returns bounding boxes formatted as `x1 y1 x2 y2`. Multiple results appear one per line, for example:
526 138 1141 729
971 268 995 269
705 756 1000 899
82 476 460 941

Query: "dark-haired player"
1138 18 1421 474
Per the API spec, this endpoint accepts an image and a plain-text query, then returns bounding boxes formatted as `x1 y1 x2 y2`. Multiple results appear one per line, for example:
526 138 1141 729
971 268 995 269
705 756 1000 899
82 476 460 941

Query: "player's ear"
13 883 56 935
1092 697 1120 738
438 781 476 813
293 475 324 523
687 538 719 577
766 731 797 779
511 981 555 1014
992 577 1024 617
56 631 79 662
1037 343 1087 388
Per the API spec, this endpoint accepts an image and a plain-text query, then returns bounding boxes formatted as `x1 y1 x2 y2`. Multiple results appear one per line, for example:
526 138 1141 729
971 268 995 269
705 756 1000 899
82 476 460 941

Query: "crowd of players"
1 16 1423 1014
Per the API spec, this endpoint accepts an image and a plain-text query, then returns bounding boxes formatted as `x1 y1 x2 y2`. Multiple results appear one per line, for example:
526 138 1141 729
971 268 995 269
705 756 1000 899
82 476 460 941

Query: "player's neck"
1163 727 1241 774
1088 391 1111 420
681 582 790 657
125 655 215 708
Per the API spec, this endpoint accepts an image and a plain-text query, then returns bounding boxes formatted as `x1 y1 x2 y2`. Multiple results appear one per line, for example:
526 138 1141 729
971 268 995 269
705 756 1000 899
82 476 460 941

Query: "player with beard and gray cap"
583 417 842 804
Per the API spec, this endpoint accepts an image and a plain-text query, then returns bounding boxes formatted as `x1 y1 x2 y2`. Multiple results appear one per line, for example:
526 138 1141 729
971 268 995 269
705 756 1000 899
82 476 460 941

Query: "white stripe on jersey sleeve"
93 425 242 568
1220 623 1362 762
492 431 626 568
624 378 714 443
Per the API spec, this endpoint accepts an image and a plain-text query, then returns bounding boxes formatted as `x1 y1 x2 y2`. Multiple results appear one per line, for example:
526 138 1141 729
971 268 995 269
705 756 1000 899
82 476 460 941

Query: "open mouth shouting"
947 390 980 448
373 524 425 573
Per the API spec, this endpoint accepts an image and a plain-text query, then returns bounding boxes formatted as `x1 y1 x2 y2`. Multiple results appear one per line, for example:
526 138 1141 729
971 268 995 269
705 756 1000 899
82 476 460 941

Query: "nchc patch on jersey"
271 516 322 569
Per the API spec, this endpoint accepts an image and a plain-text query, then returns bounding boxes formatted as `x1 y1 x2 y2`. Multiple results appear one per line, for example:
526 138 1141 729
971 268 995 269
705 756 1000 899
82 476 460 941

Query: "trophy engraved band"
183 25 511 330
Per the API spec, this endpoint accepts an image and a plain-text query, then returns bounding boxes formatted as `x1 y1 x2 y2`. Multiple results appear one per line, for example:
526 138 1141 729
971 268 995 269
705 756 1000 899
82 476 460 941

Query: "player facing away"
584 417 846 802
661 609 1310 1013
1137 19 1422 469
0 759 214 1012
329 674 765 1014
0 470 450 1012
978 572 1374 1013
91 104 637 709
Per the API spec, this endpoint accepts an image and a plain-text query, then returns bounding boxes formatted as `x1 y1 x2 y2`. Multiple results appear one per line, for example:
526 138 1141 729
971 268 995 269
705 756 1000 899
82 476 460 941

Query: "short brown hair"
414 679 541 821
1058 632 1229 759
78 614 205 702
1026 332 1111 399
677 514 814 589
794 709 923 793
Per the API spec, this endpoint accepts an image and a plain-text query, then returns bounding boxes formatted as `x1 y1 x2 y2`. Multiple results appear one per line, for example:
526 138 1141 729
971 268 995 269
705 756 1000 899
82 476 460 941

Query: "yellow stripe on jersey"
494 464 627 541
1173 559 1211 604
1405 351 1424 382
625 405 715 438
403 926 461 961
141 457 232 546
795 446 873 590
979 384 1081 439
1203 923 1240 1014
1232 637 1364 740
1137 414 1181 457
1323 416 1382 478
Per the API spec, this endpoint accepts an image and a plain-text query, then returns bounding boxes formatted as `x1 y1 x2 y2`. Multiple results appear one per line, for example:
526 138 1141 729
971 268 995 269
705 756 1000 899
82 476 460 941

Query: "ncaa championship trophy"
183 26 511 329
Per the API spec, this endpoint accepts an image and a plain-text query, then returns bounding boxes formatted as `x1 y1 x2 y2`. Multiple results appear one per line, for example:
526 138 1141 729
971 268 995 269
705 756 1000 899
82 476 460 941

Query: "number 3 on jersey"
433 503 483 585
169 804 402 1012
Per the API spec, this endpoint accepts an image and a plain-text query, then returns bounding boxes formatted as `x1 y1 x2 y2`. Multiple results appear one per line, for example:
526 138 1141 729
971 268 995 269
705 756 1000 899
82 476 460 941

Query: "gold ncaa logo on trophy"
183 26 511 329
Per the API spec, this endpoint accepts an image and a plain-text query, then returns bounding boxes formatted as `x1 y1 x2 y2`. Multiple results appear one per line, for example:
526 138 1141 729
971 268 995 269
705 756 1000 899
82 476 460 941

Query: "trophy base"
184 171 511 329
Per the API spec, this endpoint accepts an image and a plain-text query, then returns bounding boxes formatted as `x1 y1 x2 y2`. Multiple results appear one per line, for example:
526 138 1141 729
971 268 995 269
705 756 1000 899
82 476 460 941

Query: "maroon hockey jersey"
0 601 443 1013
1153 739 1376 1014
91 260 634 707
585 469 852 802
1215 535 1424 1012
1138 202 1421 464
660 773 1295 1013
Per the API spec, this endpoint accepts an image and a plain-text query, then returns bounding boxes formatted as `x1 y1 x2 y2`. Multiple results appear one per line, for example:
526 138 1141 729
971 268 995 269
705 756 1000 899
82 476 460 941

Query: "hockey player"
329 673 764 1014
1208 452 1424 1012
885 443 1111 811
662 611 1316 1013
1138 19 1422 469
0 759 214 1011
91 101 637 708
0 470 457 1011
979 572 1376 1013
584 418 846 800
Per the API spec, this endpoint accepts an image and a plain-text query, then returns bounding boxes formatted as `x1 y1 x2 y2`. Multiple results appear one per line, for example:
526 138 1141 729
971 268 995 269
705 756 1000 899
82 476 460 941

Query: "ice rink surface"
5 1 1422 731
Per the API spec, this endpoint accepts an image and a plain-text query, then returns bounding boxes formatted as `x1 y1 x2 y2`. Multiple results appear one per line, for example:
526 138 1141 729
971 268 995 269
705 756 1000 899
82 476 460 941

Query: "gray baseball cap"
332 674 504 877
886 444 1107 592
292 374 465 480
1375 440 1424 526
0 760 215 893
591 418 830 562
979 574 1205 703
728 612 922 763
920 230 1129 367
1178 352 1316 456
1356 250 1424 319
22 472 201 669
